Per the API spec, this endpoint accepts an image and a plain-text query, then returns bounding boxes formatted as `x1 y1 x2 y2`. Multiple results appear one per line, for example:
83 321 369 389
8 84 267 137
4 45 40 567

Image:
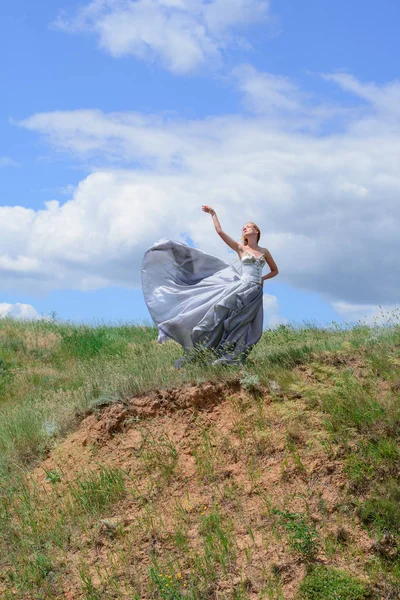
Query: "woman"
141 206 279 367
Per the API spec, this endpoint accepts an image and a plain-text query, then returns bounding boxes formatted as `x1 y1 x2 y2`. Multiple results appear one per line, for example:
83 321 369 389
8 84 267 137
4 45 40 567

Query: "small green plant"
272 509 319 561
69 466 126 514
358 479 400 534
285 437 307 474
139 431 179 485
79 561 101 600
44 468 61 484
199 506 236 575
297 564 369 599
193 428 220 482
149 567 185 599
240 371 261 393
19 551 54 587
263 571 285 600
232 581 251 599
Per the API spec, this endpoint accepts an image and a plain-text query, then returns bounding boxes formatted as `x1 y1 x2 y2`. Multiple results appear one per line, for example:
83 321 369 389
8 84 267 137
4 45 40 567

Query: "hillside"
0 316 399 599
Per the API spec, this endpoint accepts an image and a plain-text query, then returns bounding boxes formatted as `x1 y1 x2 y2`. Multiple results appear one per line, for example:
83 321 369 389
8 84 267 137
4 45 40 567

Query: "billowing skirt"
141 240 263 364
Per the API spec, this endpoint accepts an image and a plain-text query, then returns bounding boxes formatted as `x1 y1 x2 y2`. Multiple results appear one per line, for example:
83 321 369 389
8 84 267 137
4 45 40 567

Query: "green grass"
297 565 369 600
271 509 319 561
69 466 127 515
199 505 236 574
139 430 179 485
149 567 185 599
358 479 400 534
193 427 221 483
0 315 400 598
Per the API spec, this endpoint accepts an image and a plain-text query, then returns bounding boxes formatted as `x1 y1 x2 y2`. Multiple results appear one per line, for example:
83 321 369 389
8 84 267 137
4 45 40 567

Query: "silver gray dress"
141 240 264 365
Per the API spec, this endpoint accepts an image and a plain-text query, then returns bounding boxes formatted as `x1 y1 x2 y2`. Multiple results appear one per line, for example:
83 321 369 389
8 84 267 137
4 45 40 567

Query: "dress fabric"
141 239 264 363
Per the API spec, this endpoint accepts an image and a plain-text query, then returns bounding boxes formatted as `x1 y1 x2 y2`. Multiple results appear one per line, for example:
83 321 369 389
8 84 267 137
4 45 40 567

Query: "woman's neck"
245 239 259 251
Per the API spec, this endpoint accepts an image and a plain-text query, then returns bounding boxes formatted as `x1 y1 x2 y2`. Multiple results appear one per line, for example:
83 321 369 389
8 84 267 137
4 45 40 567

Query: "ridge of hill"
0 317 399 599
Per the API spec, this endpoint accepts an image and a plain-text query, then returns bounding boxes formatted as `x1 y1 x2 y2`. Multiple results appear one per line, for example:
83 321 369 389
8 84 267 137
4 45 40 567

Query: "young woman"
141 206 278 367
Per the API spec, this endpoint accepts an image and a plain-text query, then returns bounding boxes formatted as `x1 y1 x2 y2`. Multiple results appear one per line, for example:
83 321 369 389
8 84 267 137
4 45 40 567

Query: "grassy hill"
0 315 399 599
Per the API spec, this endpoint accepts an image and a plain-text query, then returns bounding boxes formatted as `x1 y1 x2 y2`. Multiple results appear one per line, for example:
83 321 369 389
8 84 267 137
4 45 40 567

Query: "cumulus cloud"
263 293 288 329
53 0 269 74
11 70 400 318
0 172 193 293
0 303 43 320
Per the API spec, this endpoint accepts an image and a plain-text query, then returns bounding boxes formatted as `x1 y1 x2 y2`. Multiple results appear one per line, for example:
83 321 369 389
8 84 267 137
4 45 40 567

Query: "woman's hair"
242 222 261 245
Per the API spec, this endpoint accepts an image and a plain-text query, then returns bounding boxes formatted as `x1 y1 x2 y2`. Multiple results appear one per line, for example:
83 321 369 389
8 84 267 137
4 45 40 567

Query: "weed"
44 468 62 484
262 572 285 600
149 567 185 599
240 372 261 394
272 509 319 561
69 466 126 515
193 427 220 483
297 564 369 599
79 561 101 600
139 431 179 485
267 344 314 369
358 479 400 534
199 506 236 575
285 437 307 474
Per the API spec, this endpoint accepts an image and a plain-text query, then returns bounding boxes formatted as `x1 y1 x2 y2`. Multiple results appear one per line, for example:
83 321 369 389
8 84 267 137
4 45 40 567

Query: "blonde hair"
241 222 261 245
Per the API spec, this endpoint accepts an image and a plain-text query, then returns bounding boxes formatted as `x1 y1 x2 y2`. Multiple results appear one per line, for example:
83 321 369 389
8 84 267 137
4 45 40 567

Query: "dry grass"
0 315 399 598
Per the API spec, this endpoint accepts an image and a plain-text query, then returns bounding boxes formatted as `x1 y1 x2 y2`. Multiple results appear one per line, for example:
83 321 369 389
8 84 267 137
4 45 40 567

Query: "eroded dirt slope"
22 377 379 599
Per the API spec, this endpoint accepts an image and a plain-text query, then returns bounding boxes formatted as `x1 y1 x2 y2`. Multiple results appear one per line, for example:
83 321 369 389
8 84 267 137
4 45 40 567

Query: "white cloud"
232 64 304 114
332 301 400 327
263 293 288 329
233 65 362 133
0 157 20 167
323 72 400 135
0 172 186 293
0 303 43 320
53 0 269 74
323 72 400 115
10 71 400 318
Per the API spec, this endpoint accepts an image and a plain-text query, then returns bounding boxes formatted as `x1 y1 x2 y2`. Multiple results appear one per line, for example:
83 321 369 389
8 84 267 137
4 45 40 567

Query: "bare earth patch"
15 379 376 599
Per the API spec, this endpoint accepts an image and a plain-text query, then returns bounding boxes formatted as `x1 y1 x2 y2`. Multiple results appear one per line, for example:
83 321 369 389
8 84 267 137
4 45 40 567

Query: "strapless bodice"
240 252 265 285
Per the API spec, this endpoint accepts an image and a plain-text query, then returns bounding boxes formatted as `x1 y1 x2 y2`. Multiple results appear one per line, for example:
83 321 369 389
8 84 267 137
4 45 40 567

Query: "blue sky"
1 0 399 326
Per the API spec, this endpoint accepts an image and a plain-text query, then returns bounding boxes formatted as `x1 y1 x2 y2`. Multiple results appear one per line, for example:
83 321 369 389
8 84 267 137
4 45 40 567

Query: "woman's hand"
202 205 215 216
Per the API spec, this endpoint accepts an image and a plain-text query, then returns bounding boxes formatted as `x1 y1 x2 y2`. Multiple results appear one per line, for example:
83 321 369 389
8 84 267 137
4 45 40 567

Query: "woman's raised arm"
202 205 242 253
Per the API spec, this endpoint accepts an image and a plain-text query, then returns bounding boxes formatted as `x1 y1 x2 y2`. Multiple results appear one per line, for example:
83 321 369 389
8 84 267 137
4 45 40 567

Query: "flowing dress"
141 239 265 365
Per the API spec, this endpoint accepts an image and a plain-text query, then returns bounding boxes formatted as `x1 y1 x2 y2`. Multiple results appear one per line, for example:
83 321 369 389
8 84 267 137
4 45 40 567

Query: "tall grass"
0 313 399 598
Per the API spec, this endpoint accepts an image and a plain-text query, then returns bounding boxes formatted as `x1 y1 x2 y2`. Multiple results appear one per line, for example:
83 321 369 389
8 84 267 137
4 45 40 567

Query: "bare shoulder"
259 246 278 272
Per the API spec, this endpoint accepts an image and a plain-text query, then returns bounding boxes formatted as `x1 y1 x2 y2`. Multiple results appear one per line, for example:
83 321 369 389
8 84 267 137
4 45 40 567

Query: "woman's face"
242 223 257 237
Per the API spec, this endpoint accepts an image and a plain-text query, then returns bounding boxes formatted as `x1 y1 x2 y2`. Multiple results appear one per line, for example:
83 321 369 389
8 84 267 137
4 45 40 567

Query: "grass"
271 508 319 561
358 479 400 534
0 313 399 598
193 426 221 483
297 565 369 600
149 567 185 599
69 466 127 515
139 430 180 486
